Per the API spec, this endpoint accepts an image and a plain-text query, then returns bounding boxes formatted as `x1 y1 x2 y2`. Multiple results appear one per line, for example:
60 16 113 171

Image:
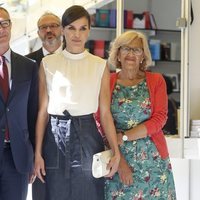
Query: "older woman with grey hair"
105 30 177 200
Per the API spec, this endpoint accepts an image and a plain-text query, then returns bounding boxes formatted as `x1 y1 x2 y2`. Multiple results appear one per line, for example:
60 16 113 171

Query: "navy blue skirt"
43 112 105 200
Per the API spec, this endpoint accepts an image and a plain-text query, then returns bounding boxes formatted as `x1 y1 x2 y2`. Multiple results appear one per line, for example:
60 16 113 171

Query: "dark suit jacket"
26 48 44 66
0 51 38 174
26 48 44 148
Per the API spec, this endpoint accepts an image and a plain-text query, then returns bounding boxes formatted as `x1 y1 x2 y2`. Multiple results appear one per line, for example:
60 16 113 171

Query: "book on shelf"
170 42 181 61
143 11 151 29
124 10 133 28
149 39 161 60
133 13 145 29
149 13 157 29
93 40 105 58
95 9 110 27
133 12 155 29
93 9 157 30
109 9 116 28
161 42 171 61
86 40 110 59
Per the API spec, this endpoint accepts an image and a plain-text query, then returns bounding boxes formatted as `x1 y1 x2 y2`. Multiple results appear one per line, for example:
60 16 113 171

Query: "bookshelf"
88 5 181 104
88 1 181 103
149 29 181 104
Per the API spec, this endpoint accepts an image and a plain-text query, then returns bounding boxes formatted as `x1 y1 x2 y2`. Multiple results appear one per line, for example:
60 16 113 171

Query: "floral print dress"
105 80 176 200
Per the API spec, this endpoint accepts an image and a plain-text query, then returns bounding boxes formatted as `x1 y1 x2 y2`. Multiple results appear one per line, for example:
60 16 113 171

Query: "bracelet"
121 130 128 141
121 130 126 135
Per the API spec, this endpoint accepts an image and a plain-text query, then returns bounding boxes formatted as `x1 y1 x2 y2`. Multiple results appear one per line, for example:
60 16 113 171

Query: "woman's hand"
117 132 123 145
118 155 133 186
106 153 120 177
29 172 36 184
34 154 46 183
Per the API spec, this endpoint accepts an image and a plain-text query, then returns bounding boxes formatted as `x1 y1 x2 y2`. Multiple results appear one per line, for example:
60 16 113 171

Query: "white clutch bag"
92 149 113 178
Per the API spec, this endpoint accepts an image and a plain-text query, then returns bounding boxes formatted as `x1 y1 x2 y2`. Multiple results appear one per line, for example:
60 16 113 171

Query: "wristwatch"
121 131 128 141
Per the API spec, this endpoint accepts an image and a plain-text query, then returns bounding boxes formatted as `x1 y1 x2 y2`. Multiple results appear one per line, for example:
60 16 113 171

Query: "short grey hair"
37 12 61 28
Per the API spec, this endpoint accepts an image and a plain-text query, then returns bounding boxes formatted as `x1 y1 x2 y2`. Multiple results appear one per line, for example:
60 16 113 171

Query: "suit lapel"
7 51 17 102
37 48 44 66
0 52 16 103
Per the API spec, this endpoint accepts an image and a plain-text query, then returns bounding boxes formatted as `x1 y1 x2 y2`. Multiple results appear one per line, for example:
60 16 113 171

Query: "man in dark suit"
26 12 62 66
0 7 38 200
26 12 62 200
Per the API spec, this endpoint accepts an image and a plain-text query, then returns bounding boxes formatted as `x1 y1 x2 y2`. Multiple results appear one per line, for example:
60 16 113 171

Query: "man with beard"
26 12 62 66
26 12 62 200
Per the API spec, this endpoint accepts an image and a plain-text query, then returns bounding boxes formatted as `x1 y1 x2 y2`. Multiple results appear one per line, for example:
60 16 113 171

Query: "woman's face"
62 16 90 54
118 38 144 70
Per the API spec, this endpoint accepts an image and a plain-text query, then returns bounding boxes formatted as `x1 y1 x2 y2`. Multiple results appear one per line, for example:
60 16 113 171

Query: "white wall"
171 158 190 200
190 159 200 199
189 0 200 119
171 158 200 200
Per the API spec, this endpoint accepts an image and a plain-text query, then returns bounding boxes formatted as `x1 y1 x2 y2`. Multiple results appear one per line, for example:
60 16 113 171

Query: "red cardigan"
110 71 169 159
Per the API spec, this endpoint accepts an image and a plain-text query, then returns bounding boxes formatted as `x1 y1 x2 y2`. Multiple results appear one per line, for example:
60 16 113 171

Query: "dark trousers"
0 146 29 200
32 177 45 200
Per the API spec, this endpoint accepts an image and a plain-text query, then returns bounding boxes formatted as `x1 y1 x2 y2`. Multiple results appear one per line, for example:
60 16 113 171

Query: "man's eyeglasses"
0 20 11 28
39 23 60 31
120 46 143 56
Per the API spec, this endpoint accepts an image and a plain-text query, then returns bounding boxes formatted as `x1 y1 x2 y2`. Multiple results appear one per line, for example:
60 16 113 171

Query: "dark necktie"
0 56 10 140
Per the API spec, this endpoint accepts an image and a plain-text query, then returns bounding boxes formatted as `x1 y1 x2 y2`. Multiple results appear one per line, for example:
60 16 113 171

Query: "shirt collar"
1 49 11 63
42 45 62 56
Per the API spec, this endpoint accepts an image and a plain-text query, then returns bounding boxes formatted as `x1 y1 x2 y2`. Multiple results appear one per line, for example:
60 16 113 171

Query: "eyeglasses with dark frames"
120 46 143 56
0 19 11 28
39 23 60 31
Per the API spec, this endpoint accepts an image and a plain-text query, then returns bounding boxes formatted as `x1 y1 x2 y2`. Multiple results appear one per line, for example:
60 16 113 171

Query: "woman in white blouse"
34 5 120 200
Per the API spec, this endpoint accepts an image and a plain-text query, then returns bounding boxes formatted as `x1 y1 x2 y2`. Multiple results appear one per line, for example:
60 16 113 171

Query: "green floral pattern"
105 80 176 200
